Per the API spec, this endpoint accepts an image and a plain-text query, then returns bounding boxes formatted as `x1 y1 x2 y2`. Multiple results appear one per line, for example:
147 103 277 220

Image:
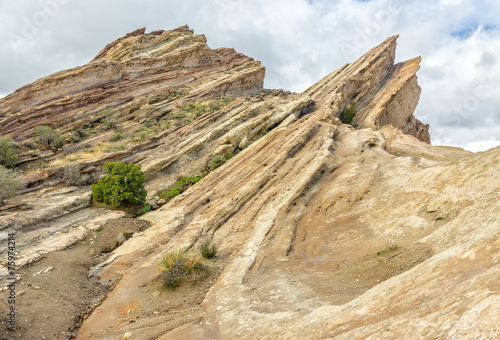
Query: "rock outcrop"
0 25 264 141
1 27 498 340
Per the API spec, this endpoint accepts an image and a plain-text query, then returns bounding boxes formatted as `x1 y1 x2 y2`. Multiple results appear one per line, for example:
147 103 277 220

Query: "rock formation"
1 26 498 339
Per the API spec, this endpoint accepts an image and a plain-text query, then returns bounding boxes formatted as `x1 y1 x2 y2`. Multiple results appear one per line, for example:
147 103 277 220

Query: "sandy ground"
0 215 229 340
0 218 150 340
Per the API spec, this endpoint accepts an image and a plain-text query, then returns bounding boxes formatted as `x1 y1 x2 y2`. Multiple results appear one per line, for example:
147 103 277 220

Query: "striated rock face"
0 26 265 141
1 27 498 340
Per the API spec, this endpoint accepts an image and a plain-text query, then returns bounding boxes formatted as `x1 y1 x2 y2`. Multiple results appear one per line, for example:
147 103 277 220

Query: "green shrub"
92 162 147 208
0 166 24 204
0 136 19 168
339 106 357 125
210 155 226 171
200 242 217 259
36 126 64 151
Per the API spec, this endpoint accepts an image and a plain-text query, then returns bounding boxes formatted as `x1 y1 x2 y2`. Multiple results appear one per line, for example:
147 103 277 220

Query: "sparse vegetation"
92 162 147 208
35 160 49 169
36 126 64 151
0 166 24 204
181 97 234 119
102 108 121 131
210 155 227 171
200 242 217 259
109 132 125 142
138 203 151 215
63 163 83 186
0 136 19 168
377 242 399 255
159 173 206 200
104 143 127 153
69 129 86 142
23 140 37 150
102 245 115 253
51 143 116 166
157 249 203 289
339 106 357 125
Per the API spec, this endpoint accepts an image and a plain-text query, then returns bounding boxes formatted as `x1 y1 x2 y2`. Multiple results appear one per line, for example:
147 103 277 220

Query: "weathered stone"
0 26 497 340
146 200 158 210
116 233 127 246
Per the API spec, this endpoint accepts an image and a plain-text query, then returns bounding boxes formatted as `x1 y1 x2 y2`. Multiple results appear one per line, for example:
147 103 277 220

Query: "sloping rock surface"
1 27 498 340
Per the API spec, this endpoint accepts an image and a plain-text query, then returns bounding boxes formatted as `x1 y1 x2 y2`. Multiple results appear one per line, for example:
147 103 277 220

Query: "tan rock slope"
0 27 498 339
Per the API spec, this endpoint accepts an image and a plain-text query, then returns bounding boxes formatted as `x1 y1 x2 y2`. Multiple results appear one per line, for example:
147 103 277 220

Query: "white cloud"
463 141 500 152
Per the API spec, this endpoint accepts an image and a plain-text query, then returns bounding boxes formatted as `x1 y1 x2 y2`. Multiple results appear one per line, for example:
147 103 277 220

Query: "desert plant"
200 242 217 259
0 166 24 204
181 98 234 119
102 108 121 131
63 163 82 186
109 132 125 142
23 140 37 150
157 249 203 289
36 126 64 151
159 173 206 200
210 155 227 171
105 143 127 153
91 162 147 208
377 242 399 255
339 106 357 125
138 203 151 215
70 129 86 142
157 250 202 273
0 136 19 168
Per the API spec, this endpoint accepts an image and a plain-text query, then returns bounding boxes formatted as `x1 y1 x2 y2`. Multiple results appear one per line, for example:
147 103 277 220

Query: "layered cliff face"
1 27 498 340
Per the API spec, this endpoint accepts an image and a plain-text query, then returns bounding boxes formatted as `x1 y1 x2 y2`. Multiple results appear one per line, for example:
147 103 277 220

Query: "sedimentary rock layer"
2 26 498 340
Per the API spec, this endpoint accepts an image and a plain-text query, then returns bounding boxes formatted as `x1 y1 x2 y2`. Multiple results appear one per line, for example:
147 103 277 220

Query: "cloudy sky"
1 0 499 152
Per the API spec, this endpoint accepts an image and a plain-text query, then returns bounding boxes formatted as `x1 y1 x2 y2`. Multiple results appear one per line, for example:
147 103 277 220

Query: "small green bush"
210 155 227 171
0 136 19 168
36 126 63 151
0 166 24 204
200 242 217 259
92 162 147 208
339 106 357 125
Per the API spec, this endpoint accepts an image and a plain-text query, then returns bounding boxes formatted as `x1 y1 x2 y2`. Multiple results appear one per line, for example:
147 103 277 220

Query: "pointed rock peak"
91 25 202 63
303 34 429 143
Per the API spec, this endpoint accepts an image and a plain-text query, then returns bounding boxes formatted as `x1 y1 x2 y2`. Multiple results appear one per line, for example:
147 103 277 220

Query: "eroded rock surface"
0 27 498 340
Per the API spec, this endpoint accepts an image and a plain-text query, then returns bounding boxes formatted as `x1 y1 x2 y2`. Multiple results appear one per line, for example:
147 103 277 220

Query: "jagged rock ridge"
0 27 498 340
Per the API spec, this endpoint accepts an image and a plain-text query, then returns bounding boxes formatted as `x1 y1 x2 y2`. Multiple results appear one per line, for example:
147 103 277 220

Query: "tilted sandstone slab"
1 26 496 339
0 26 265 142
69 32 498 340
